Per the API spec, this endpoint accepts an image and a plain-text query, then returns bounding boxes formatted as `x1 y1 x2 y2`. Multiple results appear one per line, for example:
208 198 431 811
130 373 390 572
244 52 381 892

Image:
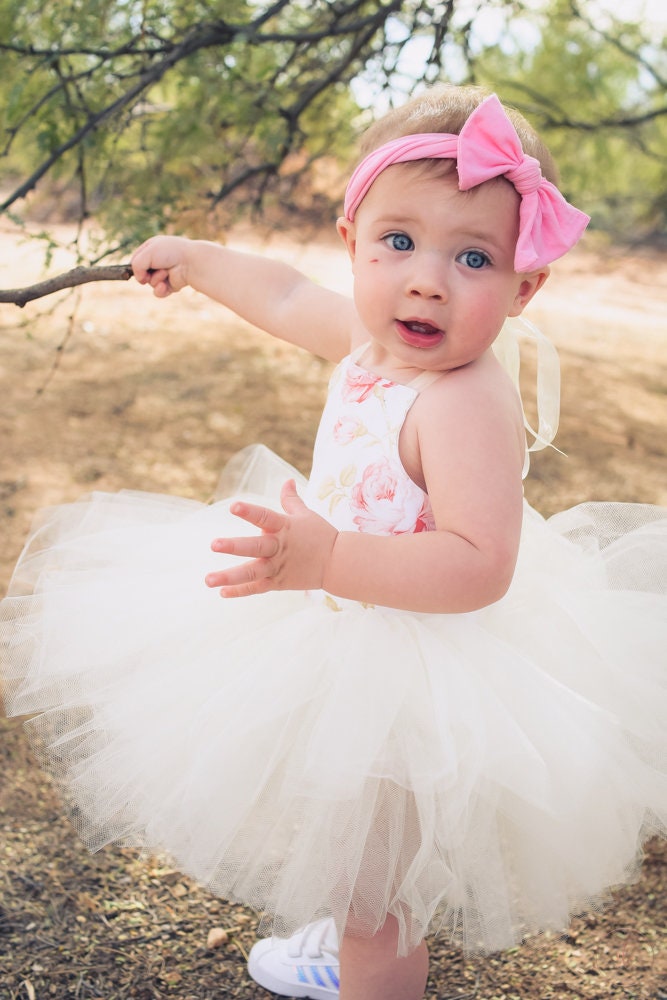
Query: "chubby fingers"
204 533 278 595
205 535 278 597
227 499 286 534
144 271 173 298
131 255 172 297
206 501 285 596
130 236 187 297
130 240 159 284
209 531 279 561
280 478 305 513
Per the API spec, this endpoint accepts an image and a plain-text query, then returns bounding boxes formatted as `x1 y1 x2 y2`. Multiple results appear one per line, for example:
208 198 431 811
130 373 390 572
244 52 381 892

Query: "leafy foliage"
1 0 409 248
0 0 665 251
465 0 667 243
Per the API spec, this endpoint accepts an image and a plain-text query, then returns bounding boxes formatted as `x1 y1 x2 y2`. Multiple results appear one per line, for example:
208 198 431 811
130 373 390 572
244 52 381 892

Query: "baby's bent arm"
209 364 526 613
209 501 519 612
324 437 523 612
323 529 517 613
131 236 353 362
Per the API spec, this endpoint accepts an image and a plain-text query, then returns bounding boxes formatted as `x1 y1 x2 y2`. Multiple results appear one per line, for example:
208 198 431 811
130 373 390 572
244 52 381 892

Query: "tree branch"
0 264 133 307
0 21 237 211
568 0 667 90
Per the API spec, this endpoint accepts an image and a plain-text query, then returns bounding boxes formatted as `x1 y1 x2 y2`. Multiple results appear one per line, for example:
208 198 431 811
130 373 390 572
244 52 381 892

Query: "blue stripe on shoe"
312 966 326 987
295 961 340 991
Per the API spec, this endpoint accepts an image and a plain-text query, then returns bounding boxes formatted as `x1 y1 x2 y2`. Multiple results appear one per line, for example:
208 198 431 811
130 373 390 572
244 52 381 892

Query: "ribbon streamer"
493 317 562 478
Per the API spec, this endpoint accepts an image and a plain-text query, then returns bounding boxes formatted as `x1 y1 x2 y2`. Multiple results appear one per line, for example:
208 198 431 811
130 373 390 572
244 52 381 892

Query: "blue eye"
458 249 490 269
386 233 414 251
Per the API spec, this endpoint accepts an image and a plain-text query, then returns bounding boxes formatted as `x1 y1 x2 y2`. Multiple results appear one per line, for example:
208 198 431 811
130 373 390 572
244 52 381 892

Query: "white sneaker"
247 918 340 998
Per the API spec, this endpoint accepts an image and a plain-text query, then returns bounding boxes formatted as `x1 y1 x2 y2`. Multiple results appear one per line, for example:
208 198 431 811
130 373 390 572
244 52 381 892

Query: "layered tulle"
1 446 666 955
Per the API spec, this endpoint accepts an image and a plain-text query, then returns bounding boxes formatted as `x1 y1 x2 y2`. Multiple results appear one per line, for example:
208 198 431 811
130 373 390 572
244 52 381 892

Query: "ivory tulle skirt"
1 445 666 955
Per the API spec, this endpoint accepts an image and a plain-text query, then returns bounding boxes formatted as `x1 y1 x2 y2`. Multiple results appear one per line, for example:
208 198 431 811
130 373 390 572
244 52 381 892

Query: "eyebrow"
372 214 418 228
457 229 508 250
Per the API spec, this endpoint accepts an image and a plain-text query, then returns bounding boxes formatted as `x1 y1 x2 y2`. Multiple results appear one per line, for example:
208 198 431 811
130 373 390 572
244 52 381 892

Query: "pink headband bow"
344 94 589 272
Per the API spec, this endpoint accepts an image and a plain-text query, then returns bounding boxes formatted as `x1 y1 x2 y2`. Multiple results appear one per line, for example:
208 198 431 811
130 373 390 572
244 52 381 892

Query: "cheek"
353 257 383 286
353 268 385 320
474 280 516 320
353 256 378 275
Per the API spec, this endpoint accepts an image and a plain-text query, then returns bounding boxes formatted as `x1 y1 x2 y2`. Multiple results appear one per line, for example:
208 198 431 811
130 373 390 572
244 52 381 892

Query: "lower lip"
396 321 444 349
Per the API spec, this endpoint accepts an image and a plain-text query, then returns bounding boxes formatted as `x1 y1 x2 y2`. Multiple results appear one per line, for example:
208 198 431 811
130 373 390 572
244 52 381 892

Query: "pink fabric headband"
343 94 590 272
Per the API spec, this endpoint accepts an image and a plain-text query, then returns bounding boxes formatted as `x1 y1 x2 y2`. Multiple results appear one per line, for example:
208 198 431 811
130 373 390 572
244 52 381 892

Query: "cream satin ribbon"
493 317 562 478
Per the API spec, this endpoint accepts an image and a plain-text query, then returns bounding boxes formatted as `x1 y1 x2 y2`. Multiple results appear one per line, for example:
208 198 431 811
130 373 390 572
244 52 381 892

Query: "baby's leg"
339 915 428 1000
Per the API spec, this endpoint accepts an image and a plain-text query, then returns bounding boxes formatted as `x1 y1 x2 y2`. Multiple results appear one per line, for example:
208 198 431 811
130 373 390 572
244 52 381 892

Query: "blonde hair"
358 84 559 185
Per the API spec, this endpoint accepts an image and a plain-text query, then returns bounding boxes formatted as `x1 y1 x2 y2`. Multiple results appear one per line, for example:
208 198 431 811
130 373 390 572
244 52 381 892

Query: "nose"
406 252 447 301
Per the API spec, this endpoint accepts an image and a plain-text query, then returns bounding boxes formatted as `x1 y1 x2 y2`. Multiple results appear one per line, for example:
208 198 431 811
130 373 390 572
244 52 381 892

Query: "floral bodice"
304 347 435 535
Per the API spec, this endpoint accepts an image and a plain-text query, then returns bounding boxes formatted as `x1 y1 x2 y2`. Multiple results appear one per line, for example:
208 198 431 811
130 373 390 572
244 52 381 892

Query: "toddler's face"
338 163 547 379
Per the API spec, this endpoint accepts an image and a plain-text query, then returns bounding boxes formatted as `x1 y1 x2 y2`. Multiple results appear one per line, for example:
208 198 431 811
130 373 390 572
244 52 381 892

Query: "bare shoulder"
418 352 522 426
406 352 526 489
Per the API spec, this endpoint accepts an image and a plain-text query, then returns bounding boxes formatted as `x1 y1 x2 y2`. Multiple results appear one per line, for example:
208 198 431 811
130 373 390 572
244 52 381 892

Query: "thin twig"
0 264 133 307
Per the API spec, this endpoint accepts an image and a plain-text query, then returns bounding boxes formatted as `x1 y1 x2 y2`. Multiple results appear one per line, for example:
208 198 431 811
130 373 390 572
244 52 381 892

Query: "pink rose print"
342 368 392 403
351 458 435 534
333 416 365 444
414 497 436 533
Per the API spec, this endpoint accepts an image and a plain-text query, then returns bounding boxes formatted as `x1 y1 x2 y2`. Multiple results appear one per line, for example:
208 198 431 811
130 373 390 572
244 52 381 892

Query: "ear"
336 217 357 262
508 267 550 317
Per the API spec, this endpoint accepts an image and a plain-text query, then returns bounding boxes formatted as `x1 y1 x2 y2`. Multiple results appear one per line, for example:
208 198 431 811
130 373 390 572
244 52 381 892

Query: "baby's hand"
131 235 192 297
206 481 338 598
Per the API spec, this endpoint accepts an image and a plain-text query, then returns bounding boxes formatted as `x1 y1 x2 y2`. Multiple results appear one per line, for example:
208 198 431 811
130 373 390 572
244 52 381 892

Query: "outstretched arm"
131 235 355 362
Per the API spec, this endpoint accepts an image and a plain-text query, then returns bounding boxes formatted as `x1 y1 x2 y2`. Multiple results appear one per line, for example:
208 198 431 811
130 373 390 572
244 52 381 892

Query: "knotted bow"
344 94 590 272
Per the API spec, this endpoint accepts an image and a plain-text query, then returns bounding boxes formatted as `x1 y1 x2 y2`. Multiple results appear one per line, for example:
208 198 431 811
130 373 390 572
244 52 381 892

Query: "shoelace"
287 919 338 960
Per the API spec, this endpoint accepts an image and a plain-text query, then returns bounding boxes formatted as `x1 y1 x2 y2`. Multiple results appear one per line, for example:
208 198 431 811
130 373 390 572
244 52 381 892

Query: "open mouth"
397 319 444 348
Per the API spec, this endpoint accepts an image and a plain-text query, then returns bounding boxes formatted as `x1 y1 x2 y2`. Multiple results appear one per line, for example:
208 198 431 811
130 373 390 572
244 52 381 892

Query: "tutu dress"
1 337 667 957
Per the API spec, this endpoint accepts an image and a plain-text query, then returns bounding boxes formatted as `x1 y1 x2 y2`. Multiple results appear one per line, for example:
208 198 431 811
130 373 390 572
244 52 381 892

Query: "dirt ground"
0 220 666 1000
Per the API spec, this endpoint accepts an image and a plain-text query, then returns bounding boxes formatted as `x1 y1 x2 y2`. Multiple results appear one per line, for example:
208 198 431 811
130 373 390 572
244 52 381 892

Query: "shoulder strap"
348 342 371 364
406 370 445 392
349 343 444 393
